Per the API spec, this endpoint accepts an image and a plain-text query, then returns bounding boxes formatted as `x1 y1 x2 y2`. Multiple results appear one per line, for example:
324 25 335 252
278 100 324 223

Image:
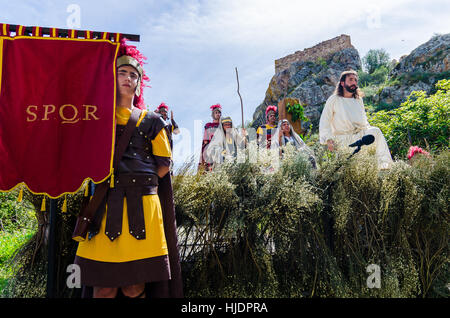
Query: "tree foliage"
369 79 450 158
362 49 391 74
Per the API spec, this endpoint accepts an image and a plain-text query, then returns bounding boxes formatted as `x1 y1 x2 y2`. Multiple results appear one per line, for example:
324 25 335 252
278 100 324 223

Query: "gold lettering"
83 105 99 121
59 104 79 124
42 104 56 120
26 105 38 122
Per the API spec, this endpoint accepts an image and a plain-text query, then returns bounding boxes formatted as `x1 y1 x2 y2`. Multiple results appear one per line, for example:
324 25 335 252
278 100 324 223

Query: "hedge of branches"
174 145 449 298
2 144 448 298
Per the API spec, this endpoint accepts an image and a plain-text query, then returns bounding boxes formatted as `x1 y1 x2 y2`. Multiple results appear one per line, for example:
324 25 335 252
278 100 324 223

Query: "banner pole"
46 198 58 298
7 24 140 42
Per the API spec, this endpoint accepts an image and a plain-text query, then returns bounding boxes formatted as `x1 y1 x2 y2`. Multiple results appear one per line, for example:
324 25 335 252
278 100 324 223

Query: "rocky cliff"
252 34 362 130
252 33 450 131
376 33 450 106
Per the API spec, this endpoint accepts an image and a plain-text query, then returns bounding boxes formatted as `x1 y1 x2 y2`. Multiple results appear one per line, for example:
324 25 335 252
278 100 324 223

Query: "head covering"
210 104 222 119
221 116 232 126
117 38 149 109
204 116 245 166
210 104 222 111
265 105 277 120
157 102 169 111
271 119 317 168
407 146 430 160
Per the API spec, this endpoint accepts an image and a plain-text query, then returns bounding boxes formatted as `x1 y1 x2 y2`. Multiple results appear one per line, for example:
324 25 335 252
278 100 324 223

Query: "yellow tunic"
76 106 172 262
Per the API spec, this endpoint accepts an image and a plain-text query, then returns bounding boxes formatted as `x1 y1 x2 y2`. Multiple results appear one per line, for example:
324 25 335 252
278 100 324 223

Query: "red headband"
157 102 169 111
407 146 430 160
210 104 222 111
265 105 277 116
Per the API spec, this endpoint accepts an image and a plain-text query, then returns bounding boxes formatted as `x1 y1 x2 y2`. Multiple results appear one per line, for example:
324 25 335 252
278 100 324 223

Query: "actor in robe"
257 105 278 149
199 104 222 171
204 116 246 168
73 39 183 298
319 70 393 169
271 119 317 168
155 102 180 150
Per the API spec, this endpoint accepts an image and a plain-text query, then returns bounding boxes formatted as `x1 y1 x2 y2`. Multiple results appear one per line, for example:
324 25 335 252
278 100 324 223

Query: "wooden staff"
235 67 244 128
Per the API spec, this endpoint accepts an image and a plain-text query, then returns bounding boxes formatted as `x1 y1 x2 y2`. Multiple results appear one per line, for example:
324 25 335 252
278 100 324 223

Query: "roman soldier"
155 102 180 150
199 103 222 171
72 39 183 298
257 105 278 149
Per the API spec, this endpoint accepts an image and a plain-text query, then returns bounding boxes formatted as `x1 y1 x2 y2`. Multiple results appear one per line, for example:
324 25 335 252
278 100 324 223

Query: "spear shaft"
235 67 244 128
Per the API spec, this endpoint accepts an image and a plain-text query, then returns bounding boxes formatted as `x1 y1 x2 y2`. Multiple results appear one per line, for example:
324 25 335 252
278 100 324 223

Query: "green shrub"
174 143 449 297
286 102 309 122
369 79 450 157
0 191 37 297
0 191 36 233
363 49 390 74
2 141 448 298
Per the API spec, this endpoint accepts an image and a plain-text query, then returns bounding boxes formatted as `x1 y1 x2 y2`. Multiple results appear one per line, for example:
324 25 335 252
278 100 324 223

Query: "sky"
1 0 449 169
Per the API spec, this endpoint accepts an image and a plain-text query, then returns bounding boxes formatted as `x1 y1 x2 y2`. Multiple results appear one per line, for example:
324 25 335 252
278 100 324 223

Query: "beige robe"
319 94 393 169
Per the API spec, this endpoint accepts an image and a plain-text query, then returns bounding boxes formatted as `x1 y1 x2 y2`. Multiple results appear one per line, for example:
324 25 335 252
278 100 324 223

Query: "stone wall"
275 34 354 74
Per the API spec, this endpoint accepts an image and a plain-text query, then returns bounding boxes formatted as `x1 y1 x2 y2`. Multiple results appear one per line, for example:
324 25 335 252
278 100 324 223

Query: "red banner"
0 35 119 198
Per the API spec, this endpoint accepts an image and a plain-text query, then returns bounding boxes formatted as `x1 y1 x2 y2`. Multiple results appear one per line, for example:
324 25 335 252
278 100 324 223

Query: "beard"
344 84 358 93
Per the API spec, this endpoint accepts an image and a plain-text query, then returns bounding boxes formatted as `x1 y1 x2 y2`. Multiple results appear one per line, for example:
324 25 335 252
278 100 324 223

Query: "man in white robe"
319 70 393 169
205 116 246 168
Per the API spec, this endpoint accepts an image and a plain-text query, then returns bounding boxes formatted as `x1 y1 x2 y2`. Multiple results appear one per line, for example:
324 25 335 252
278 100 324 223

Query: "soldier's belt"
111 173 158 193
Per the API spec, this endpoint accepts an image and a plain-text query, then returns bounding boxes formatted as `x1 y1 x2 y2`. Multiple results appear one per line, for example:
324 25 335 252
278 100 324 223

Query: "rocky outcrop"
376 33 450 106
275 35 355 74
252 35 362 129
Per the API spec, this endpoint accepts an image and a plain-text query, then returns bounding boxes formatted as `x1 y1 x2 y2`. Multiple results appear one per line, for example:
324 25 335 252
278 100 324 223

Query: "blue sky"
1 0 449 168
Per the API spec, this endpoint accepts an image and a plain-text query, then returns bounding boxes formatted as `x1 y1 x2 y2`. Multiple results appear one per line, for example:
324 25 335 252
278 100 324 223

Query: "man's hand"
157 165 170 178
327 139 335 152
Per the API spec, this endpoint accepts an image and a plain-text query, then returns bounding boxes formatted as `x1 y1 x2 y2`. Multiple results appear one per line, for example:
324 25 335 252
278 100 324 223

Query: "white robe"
205 123 246 166
319 94 393 169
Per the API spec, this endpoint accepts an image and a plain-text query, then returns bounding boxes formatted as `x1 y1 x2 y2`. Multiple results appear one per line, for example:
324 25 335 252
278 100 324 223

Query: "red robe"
199 122 220 170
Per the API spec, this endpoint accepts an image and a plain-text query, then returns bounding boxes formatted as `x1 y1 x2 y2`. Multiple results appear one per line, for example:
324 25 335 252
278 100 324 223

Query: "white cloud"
145 0 418 50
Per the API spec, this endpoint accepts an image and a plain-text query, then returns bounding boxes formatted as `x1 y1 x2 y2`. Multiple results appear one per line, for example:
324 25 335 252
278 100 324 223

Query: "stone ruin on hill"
252 34 362 133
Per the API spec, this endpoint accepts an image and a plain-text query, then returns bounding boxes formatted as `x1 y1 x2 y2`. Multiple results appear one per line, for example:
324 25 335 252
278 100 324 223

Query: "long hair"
334 70 364 99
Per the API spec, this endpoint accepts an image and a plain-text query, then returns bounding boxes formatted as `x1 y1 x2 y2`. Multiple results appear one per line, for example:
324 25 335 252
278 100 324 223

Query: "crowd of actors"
198 70 393 172
71 38 394 299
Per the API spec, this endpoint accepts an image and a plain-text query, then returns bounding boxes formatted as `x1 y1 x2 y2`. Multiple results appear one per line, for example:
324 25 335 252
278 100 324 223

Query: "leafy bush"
2 141 448 298
369 79 450 157
0 191 37 296
358 66 390 87
1 189 83 298
174 143 449 297
0 191 36 233
286 102 309 122
362 49 391 74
